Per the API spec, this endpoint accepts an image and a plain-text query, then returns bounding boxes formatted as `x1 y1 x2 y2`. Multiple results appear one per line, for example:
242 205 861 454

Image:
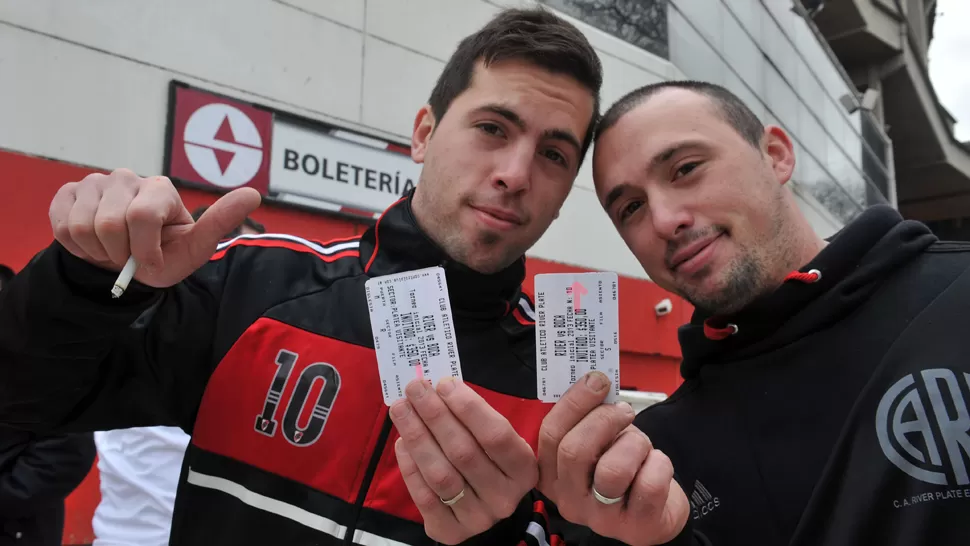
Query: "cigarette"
111 256 138 298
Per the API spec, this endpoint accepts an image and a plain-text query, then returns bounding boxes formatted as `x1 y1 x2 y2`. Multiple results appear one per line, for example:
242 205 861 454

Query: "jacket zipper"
342 413 394 544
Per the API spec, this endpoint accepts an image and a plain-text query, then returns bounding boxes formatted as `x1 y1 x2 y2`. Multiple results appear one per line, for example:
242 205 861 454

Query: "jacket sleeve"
0 241 257 434
0 428 96 518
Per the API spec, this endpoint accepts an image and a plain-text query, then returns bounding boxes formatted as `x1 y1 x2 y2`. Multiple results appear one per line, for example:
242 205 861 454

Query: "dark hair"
190 205 266 238
596 81 765 148
428 7 603 161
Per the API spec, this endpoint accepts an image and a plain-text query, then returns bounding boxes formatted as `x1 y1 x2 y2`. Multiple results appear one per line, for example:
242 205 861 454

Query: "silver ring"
592 486 624 505
440 488 465 506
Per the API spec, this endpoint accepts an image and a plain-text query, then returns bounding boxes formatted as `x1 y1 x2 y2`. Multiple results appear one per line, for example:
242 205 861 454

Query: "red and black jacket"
0 193 605 545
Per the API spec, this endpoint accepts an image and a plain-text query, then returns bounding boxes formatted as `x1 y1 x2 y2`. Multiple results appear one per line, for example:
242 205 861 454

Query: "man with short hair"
0 9 688 546
590 80 970 545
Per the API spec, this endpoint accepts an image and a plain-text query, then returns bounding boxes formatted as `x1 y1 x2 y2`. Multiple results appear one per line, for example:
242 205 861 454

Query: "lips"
667 233 723 272
471 205 524 226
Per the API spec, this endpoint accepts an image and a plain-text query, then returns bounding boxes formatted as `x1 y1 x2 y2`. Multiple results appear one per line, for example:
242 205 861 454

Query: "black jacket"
0 428 95 546
0 193 602 546
635 205 970 545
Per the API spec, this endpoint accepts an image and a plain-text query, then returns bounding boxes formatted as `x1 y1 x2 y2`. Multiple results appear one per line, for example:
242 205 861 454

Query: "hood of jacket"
678 205 938 379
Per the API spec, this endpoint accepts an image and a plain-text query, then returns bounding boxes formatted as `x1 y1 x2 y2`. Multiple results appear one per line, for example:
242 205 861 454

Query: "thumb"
187 187 262 252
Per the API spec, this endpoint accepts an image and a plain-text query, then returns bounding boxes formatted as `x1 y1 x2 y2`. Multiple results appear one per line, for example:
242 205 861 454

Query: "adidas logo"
689 480 720 520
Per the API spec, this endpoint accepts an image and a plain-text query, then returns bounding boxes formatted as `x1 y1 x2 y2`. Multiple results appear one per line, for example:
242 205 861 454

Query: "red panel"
191 318 388 504
620 352 684 395
62 459 100 544
0 151 105 272
364 384 555 523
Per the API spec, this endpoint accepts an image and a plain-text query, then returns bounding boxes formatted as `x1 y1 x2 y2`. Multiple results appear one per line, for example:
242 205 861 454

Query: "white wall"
0 0 843 280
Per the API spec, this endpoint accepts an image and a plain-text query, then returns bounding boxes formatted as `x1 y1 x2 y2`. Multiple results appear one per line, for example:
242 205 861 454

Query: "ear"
411 105 436 164
762 125 795 185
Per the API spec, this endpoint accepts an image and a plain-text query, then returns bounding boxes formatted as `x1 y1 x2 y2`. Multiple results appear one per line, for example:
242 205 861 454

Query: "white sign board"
269 121 424 213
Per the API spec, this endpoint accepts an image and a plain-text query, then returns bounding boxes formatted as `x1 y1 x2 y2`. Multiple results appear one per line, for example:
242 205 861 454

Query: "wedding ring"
592 486 624 505
440 488 466 506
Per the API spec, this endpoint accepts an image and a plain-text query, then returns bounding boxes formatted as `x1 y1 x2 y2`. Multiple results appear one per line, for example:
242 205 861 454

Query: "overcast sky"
928 0 970 141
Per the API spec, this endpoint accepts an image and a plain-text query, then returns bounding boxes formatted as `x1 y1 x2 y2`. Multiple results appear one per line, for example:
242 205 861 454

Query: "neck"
771 200 828 286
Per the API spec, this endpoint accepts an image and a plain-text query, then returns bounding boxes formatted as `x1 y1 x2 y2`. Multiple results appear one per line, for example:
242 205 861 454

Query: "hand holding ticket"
365 266 462 405
535 272 620 403
368 268 538 544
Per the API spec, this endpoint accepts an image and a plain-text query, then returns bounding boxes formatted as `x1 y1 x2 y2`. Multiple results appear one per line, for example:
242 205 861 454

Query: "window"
542 0 669 59
861 114 890 190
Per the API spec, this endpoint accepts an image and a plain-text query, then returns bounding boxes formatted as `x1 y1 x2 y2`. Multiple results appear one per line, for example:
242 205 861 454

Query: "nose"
649 194 693 240
492 143 533 193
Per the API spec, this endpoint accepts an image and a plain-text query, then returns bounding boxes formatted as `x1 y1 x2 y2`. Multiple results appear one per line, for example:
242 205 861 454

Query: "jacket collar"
358 192 526 320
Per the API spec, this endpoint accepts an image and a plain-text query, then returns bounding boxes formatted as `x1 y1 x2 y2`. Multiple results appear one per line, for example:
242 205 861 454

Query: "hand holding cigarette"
48 169 261 296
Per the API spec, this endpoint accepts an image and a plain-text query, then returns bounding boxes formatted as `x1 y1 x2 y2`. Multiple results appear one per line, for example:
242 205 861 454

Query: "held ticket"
534 272 620 403
364 266 462 406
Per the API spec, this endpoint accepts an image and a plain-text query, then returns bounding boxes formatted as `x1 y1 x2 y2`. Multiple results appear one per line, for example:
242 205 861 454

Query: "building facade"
0 0 895 542
811 0 970 238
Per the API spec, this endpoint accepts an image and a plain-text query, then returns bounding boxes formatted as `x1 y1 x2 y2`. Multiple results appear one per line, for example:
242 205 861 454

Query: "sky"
928 0 970 141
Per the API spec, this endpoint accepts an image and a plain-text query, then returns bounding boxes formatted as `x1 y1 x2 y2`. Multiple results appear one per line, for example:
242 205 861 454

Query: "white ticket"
365 266 462 405
535 272 620 403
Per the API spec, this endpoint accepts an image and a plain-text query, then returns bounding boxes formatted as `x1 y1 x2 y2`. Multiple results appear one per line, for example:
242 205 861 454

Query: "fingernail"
437 377 458 396
615 401 635 417
585 371 609 392
405 379 428 399
390 399 412 419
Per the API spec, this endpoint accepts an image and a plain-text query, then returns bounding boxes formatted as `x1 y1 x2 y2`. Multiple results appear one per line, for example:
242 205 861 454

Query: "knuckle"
557 438 588 467
479 424 515 452
411 487 440 511
636 473 668 501
427 465 461 493
401 422 432 445
446 392 475 416
125 201 160 225
93 214 127 238
420 401 449 424
596 460 632 487
110 168 136 179
538 424 565 452
448 443 478 468
67 218 96 240
52 222 72 242
79 173 106 187
635 430 654 452
606 405 634 429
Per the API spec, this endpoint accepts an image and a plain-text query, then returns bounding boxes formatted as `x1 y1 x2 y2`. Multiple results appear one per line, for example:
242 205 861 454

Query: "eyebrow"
649 141 709 171
602 183 637 211
472 104 583 158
